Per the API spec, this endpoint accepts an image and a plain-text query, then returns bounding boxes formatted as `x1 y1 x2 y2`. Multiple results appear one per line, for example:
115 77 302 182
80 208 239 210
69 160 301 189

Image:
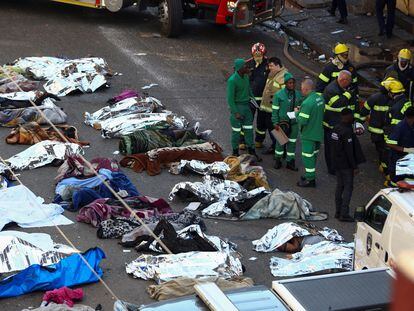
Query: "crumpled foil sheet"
169 160 230 176
252 222 344 253
12 57 111 96
1 140 83 171
396 153 414 176
125 251 243 283
99 112 187 138
142 224 237 254
0 91 37 101
270 241 354 277
84 96 163 128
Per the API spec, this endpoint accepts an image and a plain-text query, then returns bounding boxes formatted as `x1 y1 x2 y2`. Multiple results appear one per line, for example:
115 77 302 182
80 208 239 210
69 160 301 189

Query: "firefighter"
316 43 358 94
384 49 414 101
259 57 288 154
330 108 366 222
386 106 414 186
272 72 303 170
227 58 261 161
384 78 412 137
323 70 359 175
359 79 392 174
296 78 325 187
239 42 268 150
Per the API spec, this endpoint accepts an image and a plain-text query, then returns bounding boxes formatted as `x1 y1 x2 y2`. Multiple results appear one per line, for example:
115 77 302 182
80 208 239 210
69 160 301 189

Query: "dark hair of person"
268 57 282 67
405 106 414 118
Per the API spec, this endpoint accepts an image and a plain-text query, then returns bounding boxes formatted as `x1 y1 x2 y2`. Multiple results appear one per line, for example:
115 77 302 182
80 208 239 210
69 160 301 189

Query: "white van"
354 188 414 270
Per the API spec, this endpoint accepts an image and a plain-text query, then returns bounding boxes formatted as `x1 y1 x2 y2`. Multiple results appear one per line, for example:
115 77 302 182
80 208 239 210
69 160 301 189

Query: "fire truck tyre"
158 0 183 37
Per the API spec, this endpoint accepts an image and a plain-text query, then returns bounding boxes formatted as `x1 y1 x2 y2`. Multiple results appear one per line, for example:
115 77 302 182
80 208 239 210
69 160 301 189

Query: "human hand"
294 107 300 112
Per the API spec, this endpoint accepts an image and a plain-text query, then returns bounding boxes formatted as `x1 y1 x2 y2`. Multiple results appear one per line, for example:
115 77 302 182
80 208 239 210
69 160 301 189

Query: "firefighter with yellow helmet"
384 48 414 101
316 43 358 94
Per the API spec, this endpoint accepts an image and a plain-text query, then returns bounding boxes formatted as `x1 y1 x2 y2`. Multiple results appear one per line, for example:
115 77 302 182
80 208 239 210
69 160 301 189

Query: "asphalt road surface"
0 1 385 309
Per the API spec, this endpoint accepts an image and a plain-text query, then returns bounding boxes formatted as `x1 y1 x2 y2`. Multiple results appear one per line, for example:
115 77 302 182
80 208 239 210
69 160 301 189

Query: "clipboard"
271 128 289 145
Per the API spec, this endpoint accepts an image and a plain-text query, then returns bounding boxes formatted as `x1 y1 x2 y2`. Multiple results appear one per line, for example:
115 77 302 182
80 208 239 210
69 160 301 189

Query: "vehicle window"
365 195 392 233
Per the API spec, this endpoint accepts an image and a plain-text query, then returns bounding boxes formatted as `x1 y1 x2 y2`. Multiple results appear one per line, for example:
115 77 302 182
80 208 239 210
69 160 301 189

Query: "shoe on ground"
286 160 298 171
262 147 275 155
339 215 355 222
239 143 246 150
255 141 264 149
274 158 282 169
248 148 262 162
297 179 316 188
337 18 348 24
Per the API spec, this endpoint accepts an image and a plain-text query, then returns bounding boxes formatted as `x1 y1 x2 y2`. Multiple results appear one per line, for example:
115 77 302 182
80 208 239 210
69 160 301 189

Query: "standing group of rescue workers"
227 42 414 222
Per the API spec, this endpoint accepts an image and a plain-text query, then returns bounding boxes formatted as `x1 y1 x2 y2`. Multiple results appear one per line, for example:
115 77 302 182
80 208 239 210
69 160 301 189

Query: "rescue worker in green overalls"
227 58 261 161
296 77 325 187
272 72 303 170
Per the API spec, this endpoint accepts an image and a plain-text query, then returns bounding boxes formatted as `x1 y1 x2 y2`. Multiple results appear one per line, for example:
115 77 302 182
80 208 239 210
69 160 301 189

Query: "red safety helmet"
251 43 266 56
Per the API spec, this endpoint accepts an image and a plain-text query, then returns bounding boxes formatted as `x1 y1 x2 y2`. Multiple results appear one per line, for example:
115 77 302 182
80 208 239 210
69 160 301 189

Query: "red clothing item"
43 287 83 307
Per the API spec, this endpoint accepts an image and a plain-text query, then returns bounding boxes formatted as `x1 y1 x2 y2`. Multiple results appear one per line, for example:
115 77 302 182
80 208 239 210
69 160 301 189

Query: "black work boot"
248 147 262 162
273 157 282 169
232 149 239 157
286 160 298 171
297 179 316 188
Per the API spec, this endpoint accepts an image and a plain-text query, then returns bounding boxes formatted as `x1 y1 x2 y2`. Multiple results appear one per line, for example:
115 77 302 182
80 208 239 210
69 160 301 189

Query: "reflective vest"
316 60 358 93
359 91 391 136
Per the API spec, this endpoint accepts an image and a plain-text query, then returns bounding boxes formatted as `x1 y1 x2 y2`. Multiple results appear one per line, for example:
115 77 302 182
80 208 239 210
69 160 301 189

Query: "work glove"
354 122 365 136
403 147 414 154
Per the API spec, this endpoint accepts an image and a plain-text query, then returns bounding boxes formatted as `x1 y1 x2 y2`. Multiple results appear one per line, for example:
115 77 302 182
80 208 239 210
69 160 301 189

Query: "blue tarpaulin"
0 247 105 298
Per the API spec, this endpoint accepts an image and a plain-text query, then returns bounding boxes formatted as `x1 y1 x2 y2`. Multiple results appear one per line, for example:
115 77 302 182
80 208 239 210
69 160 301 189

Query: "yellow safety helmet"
381 77 405 93
333 43 349 55
398 48 412 60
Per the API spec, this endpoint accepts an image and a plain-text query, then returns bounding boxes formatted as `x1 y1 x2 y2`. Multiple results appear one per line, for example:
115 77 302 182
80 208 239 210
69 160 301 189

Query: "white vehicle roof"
381 188 414 215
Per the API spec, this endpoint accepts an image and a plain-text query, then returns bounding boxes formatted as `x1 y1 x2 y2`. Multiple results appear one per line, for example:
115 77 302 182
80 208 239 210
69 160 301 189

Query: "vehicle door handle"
375 242 380 249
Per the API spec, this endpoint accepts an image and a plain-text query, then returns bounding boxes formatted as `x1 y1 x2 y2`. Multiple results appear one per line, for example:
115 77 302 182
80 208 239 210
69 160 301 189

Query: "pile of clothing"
84 90 187 138
252 222 353 277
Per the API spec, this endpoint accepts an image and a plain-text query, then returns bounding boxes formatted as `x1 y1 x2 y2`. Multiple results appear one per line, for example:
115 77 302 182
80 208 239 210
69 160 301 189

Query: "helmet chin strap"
398 58 409 71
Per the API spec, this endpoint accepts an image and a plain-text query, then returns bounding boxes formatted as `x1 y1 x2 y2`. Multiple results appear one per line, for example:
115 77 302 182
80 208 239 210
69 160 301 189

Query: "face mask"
398 58 409 71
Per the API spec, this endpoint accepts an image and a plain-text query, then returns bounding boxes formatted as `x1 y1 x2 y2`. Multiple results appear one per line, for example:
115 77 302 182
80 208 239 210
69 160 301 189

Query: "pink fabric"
111 90 140 103
42 287 83 307
76 196 173 227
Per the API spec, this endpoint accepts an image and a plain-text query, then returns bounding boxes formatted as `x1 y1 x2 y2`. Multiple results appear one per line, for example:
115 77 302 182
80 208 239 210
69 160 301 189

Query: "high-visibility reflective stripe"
319 73 330 82
380 162 388 168
343 91 351 100
352 77 358 83
359 116 367 121
373 105 389 112
286 152 295 156
289 138 297 142
243 125 253 129
275 151 284 155
332 72 340 78
391 118 401 125
305 168 316 172
232 127 241 132
302 152 314 157
272 106 280 111
364 101 370 110
368 126 384 134
401 101 412 114
323 121 333 128
328 95 340 106
314 149 319 153
299 112 309 118
260 106 272 113
325 105 343 112
254 97 262 100
273 82 281 88
255 129 266 134
387 139 398 145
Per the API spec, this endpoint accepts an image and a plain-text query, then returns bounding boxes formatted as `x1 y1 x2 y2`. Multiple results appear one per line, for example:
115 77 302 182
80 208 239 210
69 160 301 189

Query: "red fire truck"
52 0 284 37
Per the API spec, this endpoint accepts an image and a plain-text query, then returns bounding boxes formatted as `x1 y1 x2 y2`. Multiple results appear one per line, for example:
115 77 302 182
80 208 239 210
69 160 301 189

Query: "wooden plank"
194 282 238 311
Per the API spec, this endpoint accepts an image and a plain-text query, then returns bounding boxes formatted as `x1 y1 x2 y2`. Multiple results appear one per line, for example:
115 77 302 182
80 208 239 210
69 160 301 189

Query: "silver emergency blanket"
1 140 83 171
169 160 230 176
169 175 244 216
84 96 163 128
12 57 111 96
22 304 95 311
396 153 414 176
241 188 327 221
0 185 73 230
0 231 76 273
252 222 344 253
126 251 243 284
142 224 237 254
0 91 37 101
269 241 354 277
100 112 187 138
